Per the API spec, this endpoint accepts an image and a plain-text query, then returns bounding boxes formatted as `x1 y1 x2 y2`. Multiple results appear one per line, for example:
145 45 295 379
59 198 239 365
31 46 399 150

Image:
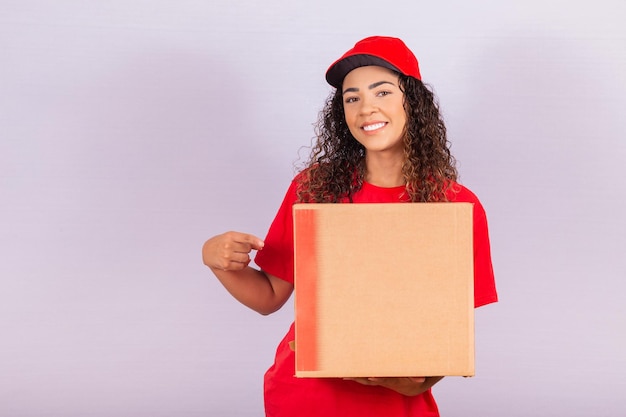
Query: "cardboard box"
293 203 474 378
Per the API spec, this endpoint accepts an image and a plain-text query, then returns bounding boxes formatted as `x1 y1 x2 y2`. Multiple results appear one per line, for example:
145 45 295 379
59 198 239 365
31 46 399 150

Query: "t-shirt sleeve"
254 180 298 284
472 197 498 307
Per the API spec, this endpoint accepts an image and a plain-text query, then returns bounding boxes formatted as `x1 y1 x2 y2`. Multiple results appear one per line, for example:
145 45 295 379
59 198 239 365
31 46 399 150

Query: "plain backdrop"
1 1 625 416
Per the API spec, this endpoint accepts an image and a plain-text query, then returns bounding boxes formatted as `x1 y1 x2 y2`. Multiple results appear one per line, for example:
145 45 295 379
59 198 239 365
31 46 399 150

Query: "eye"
344 96 359 104
376 90 392 97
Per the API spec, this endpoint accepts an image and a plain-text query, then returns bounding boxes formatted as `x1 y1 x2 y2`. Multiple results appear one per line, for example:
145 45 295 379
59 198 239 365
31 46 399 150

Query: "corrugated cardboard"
293 203 474 378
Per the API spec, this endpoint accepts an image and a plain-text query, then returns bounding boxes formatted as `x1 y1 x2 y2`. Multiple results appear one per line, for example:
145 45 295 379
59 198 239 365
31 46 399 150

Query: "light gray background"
1 1 625 416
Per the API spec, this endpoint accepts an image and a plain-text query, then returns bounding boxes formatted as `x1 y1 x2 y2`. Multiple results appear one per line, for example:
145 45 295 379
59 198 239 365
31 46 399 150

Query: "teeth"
363 122 386 132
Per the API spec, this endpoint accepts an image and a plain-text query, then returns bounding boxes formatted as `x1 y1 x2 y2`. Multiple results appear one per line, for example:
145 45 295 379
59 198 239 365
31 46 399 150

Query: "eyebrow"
342 80 395 95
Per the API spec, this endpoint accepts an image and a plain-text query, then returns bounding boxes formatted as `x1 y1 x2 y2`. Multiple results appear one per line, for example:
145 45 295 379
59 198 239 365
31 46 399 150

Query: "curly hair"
296 73 457 203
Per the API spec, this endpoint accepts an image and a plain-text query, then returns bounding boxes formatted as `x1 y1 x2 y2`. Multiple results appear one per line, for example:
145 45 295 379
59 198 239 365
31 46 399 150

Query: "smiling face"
341 65 407 157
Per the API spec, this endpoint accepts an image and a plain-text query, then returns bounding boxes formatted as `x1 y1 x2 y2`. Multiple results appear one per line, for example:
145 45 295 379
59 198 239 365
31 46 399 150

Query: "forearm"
346 376 444 396
202 232 292 315
386 375 443 396
411 376 444 396
211 266 291 315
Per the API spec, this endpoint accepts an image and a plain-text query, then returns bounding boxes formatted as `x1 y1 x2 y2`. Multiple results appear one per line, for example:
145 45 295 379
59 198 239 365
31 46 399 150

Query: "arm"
344 376 444 396
202 231 294 315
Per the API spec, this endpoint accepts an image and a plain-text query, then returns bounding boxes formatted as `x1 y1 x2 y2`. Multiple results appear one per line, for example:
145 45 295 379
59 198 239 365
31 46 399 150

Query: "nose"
358 95 377 115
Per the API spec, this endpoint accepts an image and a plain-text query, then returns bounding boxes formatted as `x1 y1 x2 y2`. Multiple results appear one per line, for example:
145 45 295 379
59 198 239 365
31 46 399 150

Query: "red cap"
325 36 421 88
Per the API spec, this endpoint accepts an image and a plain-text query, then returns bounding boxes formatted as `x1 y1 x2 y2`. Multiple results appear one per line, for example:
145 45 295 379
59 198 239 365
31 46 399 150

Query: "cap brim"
325 54 402 89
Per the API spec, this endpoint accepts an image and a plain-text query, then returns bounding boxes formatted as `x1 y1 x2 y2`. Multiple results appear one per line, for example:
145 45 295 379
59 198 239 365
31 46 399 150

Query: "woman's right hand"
202 231 292 315
202 231 265 271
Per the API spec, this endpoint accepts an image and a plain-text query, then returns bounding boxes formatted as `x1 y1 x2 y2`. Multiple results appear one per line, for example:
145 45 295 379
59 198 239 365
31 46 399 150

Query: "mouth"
362 122 387 132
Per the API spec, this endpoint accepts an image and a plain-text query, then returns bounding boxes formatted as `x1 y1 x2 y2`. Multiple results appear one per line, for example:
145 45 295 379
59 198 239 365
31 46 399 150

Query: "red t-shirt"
255 179 498 417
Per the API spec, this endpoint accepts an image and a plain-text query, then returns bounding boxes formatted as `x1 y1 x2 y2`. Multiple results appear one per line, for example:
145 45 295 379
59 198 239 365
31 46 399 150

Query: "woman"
202 36 498 417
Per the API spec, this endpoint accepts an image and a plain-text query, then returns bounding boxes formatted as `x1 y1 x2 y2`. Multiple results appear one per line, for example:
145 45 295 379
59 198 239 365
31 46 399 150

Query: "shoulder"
279 168 314 205
292 168 310 184
290 164 335 203
447 182 489 221
447 182 481 204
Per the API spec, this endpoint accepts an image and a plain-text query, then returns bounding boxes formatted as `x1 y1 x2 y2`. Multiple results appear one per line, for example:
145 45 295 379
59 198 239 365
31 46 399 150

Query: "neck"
364 153 404 187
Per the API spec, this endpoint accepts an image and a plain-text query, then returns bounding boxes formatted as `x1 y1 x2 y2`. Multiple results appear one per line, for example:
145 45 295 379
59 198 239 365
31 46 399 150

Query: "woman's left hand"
343 376 444 396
